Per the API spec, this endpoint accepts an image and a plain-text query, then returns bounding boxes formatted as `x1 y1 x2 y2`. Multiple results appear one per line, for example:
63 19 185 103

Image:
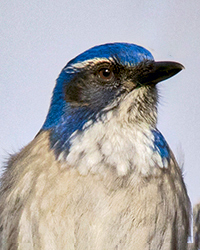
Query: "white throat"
60 114 166 178
59 90 165 177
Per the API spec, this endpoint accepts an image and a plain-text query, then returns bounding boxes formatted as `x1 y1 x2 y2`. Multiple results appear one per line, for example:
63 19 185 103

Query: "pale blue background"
1 0 200 206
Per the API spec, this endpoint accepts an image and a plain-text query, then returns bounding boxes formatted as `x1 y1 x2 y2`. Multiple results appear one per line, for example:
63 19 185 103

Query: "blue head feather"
67 43 154 68
41 43 154 156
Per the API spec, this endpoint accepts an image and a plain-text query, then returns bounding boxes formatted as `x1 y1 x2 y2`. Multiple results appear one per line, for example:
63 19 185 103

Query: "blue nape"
41 70 94 155
48 106 96 157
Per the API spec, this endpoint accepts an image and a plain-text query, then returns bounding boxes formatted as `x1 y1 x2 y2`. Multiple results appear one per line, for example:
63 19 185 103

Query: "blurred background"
0 0 200 205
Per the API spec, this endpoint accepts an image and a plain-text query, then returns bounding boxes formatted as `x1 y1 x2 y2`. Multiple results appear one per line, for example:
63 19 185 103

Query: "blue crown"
67 42 154 67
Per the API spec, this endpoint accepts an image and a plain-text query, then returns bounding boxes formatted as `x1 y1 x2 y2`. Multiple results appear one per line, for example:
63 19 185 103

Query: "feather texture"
0 43 191 249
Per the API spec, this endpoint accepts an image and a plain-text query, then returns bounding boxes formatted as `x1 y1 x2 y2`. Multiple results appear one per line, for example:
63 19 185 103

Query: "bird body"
0 43 191 249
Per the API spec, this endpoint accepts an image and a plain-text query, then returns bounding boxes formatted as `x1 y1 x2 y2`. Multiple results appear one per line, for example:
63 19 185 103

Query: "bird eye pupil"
99 68 113 80
103 69 110 77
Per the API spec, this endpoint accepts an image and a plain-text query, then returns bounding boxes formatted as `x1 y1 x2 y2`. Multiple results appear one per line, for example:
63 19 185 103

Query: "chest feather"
62 117 169 177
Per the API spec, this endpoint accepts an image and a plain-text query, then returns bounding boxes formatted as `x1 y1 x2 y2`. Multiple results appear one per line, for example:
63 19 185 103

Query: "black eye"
98 68 114 80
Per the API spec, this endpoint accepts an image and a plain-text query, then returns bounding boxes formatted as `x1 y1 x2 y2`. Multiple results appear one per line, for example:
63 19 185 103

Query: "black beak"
138 61 184 85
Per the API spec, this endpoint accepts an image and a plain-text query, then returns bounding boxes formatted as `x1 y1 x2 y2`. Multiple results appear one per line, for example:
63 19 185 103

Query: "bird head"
41 43 183 157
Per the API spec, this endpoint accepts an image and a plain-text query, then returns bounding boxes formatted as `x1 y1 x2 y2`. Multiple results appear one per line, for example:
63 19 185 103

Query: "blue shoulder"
151 129 170 161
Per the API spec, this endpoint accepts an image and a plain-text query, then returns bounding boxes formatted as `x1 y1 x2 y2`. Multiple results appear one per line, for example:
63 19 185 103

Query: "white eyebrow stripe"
65 57 115 73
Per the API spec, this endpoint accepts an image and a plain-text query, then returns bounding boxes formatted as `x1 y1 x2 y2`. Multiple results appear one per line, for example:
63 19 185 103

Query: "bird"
188 203 200 250
0 42 191 250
